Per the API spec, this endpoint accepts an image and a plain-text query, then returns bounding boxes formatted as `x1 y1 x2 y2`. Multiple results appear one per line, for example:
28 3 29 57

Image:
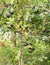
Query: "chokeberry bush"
0 0 50 65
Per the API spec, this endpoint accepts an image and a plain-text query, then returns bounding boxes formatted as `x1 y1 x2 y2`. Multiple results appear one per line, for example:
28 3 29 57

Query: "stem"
11 31 16 46
18 33 24 65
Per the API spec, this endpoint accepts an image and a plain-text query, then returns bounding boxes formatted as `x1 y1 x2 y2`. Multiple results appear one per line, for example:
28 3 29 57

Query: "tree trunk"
18 34 24 65
19 50 24 65
11 31 16 46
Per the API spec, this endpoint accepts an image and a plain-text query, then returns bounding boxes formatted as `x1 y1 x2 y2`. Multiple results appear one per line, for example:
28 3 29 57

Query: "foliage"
0 0 50 65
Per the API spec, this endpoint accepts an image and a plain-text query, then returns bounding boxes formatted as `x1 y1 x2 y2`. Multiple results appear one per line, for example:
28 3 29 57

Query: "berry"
10 8 14 14
7 24 14 29
3 3 8 7
5 11 11 18
4 22 7 25
10 24 14 27
29 48 35 50
28 47 35 53
34 7 39 13
23 43 28 46
29 43 32 45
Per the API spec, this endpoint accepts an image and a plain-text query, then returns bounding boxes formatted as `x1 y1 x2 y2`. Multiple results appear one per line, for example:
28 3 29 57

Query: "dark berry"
10 8 14 14
10 24 14 27
29 48 35 50
19 25 22 28
3 3 8 7
29 43 32 45
31 5 35 9
5 11 11 18
7 26 11 29
23 43 28 46
7 24 13 29
4 22 7 25
34 7 39 13
28 47 35 53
